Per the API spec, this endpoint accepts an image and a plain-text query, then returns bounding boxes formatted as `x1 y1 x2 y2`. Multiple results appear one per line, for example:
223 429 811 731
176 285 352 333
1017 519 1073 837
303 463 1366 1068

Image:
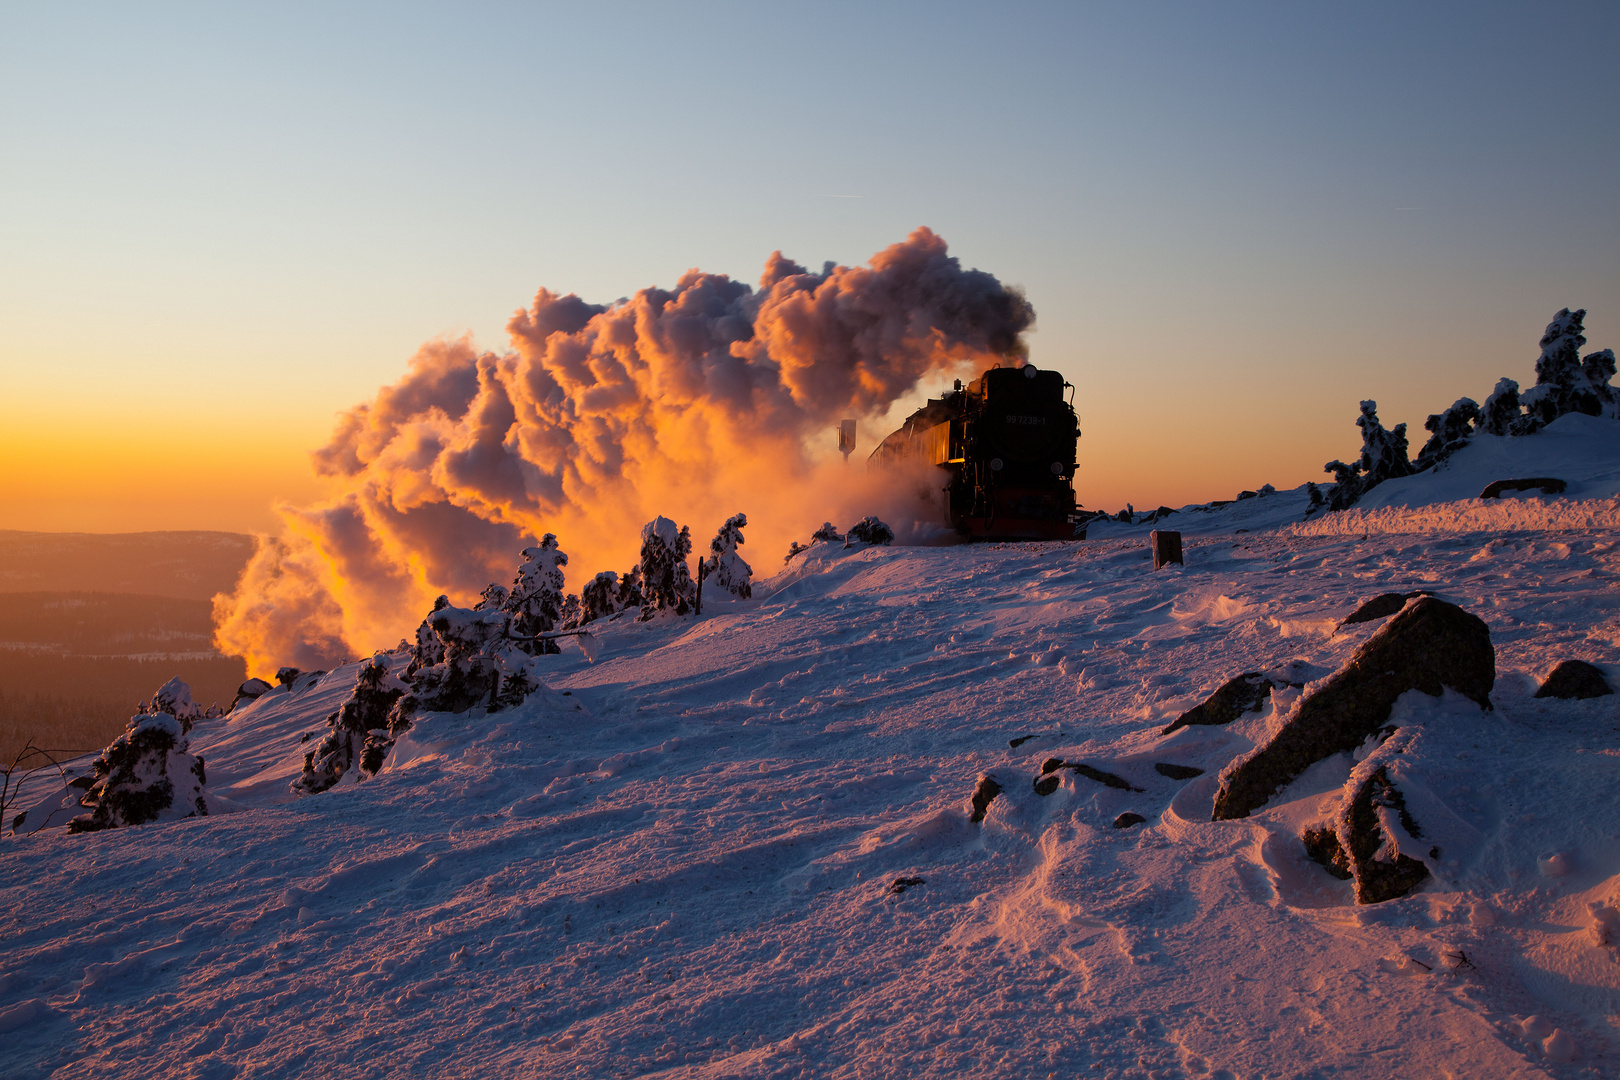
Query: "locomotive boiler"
871 363 1083 540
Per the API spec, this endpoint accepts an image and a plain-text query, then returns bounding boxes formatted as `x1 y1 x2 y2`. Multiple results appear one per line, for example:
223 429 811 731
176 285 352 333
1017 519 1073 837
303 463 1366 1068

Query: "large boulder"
1212 598 1493 820
1535 660 1612 700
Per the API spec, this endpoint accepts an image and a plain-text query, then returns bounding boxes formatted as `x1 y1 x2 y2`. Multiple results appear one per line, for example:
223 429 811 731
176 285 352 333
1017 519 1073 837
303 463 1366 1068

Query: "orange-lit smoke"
215 228 1034 676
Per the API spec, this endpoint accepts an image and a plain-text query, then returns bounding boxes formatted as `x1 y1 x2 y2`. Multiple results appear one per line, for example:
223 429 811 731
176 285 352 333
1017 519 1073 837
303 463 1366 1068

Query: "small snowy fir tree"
811 522 843 544
406 595 452 676
703 513 753 599
557 593 582 630
784 540 809 563
1323 459 1364 512
845 516 895 546
504 536 568 655
1356 400 1414 486
474 583 510 611
1518 308 1618 426
638 516 695 620
1478 377 1523 436
69 684 208 832
616 565 644 611
293 657 409 794
1305 482 1324 514
580 571 622 624
1415 397 1479 471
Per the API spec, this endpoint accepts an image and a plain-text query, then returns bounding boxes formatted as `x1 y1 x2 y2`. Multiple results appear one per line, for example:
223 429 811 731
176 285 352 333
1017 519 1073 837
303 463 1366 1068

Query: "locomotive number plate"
1004 415 1047 425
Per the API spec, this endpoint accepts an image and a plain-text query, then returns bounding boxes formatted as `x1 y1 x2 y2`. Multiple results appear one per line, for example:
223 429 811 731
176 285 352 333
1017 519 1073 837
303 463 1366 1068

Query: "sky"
1 0 1616 534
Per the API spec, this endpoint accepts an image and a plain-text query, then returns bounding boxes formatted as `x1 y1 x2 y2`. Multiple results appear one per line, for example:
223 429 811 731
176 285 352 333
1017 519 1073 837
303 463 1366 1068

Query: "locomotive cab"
871 362 1082 541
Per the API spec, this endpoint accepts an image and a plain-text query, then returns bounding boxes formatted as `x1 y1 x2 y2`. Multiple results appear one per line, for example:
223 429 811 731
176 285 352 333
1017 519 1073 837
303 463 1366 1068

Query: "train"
870 363 1083 541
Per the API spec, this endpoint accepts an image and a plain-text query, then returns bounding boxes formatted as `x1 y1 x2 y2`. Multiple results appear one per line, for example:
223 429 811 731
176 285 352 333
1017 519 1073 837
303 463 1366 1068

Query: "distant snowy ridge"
1285 494 1620 537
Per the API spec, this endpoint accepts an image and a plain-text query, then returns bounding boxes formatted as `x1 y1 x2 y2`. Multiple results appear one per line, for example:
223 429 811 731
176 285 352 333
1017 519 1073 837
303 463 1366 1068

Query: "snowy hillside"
5 475 1620 1078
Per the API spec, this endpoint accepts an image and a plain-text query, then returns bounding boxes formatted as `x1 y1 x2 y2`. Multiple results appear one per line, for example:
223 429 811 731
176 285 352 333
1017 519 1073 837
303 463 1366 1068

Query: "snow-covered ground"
4 417 1620 1079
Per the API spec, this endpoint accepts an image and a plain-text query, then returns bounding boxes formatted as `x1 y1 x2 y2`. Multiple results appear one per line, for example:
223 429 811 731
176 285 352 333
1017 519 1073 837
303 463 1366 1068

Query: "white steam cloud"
216 228 1035 675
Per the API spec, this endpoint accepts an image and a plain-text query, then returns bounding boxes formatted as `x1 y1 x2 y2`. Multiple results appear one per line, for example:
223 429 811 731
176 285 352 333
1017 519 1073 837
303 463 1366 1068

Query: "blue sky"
2 1 1615 528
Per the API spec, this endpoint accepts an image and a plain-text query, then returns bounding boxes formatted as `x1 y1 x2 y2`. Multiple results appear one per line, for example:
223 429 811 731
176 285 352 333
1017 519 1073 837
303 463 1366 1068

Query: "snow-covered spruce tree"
703 513 753 600
411 604 535 714
846 516 895 546
1305 482 1324 514
474 583 510 611
1415 397 1479 471
1356 401 1414 486
1323 459 1364 512
558 593 582 630
811 522 843 544
579 571 621 624
1520 308 1619 427
69 692 207 833
638 516 695 620
784 541 808 563
504 536 568 655
1322 401 1413 512
1477 378 1523 436
615 566 644 612
147 676 205 727
293 657 409 794
406 595 451 677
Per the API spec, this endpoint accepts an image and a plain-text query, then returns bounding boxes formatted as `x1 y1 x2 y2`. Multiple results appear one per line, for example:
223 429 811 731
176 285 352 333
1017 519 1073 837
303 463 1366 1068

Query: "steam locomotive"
871 363 1083 540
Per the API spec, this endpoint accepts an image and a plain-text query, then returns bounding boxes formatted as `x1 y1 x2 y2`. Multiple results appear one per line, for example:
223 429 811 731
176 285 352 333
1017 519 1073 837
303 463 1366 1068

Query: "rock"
1071 763 1142 792
1340 591 1433 626
230 677 273 713
886 877 925 896
968 774 1003 822
1113 812 1147 829
1534 659 1612 700
1213 597 1494 820
275 666 301 686
1302 731 1431 903
1163 673 1274 735
1480 477 1567 499
1008 734 1035 748
1153 762 1204 780
1033 758 1142 794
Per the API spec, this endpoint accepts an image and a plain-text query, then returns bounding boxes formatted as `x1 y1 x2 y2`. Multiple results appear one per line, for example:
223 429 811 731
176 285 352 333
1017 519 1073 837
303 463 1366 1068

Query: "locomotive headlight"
990 458 1004 471
1023 365 1038 379
1050 462 1064 475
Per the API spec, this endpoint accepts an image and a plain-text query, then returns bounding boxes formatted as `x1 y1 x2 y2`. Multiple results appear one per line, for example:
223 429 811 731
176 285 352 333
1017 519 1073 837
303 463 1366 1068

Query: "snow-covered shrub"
293 657 409 794
1415 397 1479 471
846 516 895 546
1258 484 1276 497
1305 482 1324 514
784 541 808 563
475 583 510 610
504 536 568 655
703 513 753 599
580 571 621 624
811 522 843 543
1520 308 1619 428
411 604 525 712
1115 505 1134 523
1477 377 1523 436
68 709 207 833
638 516 695 620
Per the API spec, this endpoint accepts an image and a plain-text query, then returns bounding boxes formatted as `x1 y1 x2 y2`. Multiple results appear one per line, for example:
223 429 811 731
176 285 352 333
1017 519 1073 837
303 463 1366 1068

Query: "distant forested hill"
0 531 258 762
0 530 256 601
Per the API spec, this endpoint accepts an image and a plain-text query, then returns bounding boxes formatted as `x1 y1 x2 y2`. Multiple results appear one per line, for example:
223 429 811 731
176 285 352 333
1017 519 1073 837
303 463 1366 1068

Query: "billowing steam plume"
216 228 1034 675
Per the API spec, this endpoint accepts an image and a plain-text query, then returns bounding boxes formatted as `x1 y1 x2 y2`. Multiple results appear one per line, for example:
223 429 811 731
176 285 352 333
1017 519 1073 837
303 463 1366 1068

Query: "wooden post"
1150 530 1183 569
